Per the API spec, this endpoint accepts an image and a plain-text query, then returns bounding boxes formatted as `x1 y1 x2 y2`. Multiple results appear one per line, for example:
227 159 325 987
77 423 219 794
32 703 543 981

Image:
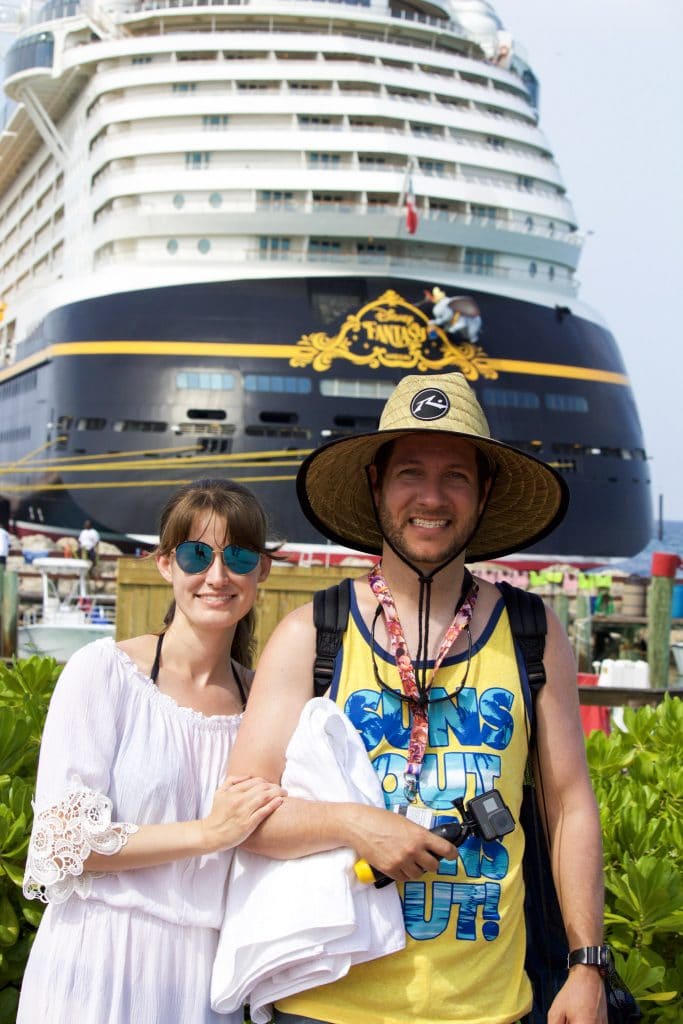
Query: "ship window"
545 393 589 413
203 115 229 129
260 411 298 424
333 415 378 430
112 420 167 432
464 249 494 274
310 239 341 255
209 192 222 208
167 239 179 254
75 417 106 430
244 375 312 395
471 205 496 221
548 266 555 280
357 243 386 255
176 372 236 390
173 194 185 208
173 83 197 93
187 409 227 420
259 190 294 207
551 442 586 455
259 237 290 257
132 56 151 64
185 152 211 169
198 239 211 254
57 415 73 430
308 153 340 166
245 425 311 439
320 378 395 400
175 422 235 436
501 438 543 454
529 262 537 277
199 438 231 454
482 388 539 410
517 175 533 190
418 160 445 176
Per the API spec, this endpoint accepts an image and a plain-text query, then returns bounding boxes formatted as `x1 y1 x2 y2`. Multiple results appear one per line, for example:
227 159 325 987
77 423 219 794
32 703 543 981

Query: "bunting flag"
404 174 418 234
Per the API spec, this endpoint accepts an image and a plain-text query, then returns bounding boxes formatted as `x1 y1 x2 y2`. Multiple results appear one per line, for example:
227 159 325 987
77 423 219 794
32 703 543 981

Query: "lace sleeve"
23 781 139 904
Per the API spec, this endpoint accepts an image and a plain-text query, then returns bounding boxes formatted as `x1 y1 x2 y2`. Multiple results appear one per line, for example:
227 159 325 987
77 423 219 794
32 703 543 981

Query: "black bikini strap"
231 659 248 707
150 634 247 707
150 632 164 684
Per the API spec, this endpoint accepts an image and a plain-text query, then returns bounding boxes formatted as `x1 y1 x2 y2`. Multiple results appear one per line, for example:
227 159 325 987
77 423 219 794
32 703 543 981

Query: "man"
230 372 607 1024
78 519 100 569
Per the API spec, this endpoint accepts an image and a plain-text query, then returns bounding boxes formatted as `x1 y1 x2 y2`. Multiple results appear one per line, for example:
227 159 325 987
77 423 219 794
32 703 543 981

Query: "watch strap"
567 945 610 974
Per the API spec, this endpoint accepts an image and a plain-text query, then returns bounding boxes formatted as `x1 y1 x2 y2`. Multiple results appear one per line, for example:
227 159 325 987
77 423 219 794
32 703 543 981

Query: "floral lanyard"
368 563 479 801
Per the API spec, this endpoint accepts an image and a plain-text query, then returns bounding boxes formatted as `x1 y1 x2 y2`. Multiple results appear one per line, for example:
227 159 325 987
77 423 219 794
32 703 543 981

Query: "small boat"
17 558 115 662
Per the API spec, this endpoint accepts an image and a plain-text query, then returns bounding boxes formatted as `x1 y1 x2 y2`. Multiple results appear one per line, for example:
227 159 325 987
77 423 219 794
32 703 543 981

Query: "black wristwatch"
567 945 613 976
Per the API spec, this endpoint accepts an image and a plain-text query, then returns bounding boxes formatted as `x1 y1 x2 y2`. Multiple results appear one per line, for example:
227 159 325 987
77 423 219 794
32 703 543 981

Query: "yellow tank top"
278 583 533 1024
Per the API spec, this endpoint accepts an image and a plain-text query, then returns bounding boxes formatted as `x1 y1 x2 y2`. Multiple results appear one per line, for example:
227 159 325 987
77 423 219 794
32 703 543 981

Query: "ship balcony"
91 202 580 271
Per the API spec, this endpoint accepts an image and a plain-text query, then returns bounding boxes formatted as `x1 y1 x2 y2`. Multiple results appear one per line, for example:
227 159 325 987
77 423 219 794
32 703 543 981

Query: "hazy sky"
493 0 683 522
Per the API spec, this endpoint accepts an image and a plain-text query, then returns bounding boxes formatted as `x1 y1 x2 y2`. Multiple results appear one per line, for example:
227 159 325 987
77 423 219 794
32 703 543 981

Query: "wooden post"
573 592 593 672
647 552 680 688
1 569 17 659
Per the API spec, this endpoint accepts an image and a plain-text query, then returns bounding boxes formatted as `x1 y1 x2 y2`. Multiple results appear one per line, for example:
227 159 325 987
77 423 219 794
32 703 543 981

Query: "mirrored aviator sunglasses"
174 540 261 576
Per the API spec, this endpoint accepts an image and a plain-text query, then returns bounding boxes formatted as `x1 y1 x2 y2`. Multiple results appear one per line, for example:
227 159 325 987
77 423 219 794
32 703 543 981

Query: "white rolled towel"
210 698 405 1022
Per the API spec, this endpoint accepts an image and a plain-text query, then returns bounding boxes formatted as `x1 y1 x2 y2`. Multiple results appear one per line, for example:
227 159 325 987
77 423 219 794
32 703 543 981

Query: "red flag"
404 176 418 234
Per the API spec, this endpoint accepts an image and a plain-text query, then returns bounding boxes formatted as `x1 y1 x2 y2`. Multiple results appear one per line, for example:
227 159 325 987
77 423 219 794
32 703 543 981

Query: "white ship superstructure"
0 0 578 353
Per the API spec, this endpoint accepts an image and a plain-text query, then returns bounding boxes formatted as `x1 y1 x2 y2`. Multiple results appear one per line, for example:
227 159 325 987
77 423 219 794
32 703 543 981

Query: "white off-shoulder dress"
18 637 245 1024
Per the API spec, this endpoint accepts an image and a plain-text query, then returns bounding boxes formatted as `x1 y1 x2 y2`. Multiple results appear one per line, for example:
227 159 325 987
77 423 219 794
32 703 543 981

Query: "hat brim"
296 428 569 561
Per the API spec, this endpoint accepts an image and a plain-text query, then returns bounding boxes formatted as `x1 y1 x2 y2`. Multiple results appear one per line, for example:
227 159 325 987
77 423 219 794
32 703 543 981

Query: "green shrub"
586 695 683 1022
0 656 61 1024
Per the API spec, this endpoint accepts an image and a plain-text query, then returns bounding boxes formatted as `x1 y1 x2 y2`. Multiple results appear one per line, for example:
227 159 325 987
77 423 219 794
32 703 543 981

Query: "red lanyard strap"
368 564 478 800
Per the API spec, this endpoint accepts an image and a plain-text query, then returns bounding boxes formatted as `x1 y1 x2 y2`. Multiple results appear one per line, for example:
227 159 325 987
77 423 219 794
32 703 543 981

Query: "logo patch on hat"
410 387 450 421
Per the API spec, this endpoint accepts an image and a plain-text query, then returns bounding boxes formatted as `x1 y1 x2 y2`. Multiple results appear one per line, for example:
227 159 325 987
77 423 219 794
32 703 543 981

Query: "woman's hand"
200 775 285 853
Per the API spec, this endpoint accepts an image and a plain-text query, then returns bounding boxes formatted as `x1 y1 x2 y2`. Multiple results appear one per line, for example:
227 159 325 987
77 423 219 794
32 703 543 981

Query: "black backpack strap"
312 579 351 697
499 581 547 701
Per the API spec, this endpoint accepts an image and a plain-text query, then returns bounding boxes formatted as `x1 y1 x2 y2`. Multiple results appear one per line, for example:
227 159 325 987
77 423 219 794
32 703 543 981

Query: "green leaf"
0 894 19 947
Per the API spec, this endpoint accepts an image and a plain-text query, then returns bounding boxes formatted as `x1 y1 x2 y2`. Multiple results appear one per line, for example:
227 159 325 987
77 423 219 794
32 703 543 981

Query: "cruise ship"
0 0 652 561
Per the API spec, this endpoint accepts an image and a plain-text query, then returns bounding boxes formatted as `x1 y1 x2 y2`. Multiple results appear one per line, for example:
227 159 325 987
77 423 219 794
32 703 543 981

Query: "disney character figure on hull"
228 372 610 1024
19 478 284 1024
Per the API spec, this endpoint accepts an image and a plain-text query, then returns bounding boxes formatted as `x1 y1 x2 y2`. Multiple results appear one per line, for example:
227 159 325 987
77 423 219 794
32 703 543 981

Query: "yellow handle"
353 858 377 885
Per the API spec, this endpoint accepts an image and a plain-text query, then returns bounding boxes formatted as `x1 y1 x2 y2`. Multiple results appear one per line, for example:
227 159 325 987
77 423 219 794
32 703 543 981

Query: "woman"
19 478 284 1023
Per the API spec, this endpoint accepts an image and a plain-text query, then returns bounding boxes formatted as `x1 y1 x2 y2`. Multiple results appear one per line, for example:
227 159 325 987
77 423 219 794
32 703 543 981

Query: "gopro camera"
464 790 515 841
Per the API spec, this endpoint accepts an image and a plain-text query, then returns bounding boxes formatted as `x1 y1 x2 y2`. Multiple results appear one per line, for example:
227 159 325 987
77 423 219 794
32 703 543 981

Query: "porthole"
173 194 185 209
198 238 211 254
209 192 222 208
167 239 179 254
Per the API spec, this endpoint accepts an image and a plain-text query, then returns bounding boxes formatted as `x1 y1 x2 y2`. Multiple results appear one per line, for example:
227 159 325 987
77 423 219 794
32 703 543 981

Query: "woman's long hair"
156 478 274 667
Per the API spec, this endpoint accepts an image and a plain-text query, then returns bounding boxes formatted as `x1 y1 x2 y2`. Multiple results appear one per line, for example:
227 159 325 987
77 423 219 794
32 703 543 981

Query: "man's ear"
156 552 173 584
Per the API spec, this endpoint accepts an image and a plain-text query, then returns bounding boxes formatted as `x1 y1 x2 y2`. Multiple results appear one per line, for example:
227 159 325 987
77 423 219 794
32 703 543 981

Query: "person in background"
0 521 11 566
19 478 284 1023
78 518 101 569
229 373 607 1024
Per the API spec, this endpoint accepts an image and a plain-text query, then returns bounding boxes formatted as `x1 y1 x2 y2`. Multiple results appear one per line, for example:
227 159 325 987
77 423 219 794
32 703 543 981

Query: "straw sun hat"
296 372 569 562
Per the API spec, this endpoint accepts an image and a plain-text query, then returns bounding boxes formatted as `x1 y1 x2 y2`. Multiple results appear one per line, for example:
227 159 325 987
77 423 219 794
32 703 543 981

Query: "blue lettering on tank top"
342 674 519 945
344 686 514 754
404 880 502 941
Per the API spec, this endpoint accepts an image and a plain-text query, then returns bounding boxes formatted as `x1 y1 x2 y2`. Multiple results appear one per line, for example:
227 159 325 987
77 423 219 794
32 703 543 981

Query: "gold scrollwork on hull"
289 289 497 380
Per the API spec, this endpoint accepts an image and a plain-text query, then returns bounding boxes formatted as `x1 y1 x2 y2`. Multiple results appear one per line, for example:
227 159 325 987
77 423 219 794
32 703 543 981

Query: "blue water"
597 520 683 577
